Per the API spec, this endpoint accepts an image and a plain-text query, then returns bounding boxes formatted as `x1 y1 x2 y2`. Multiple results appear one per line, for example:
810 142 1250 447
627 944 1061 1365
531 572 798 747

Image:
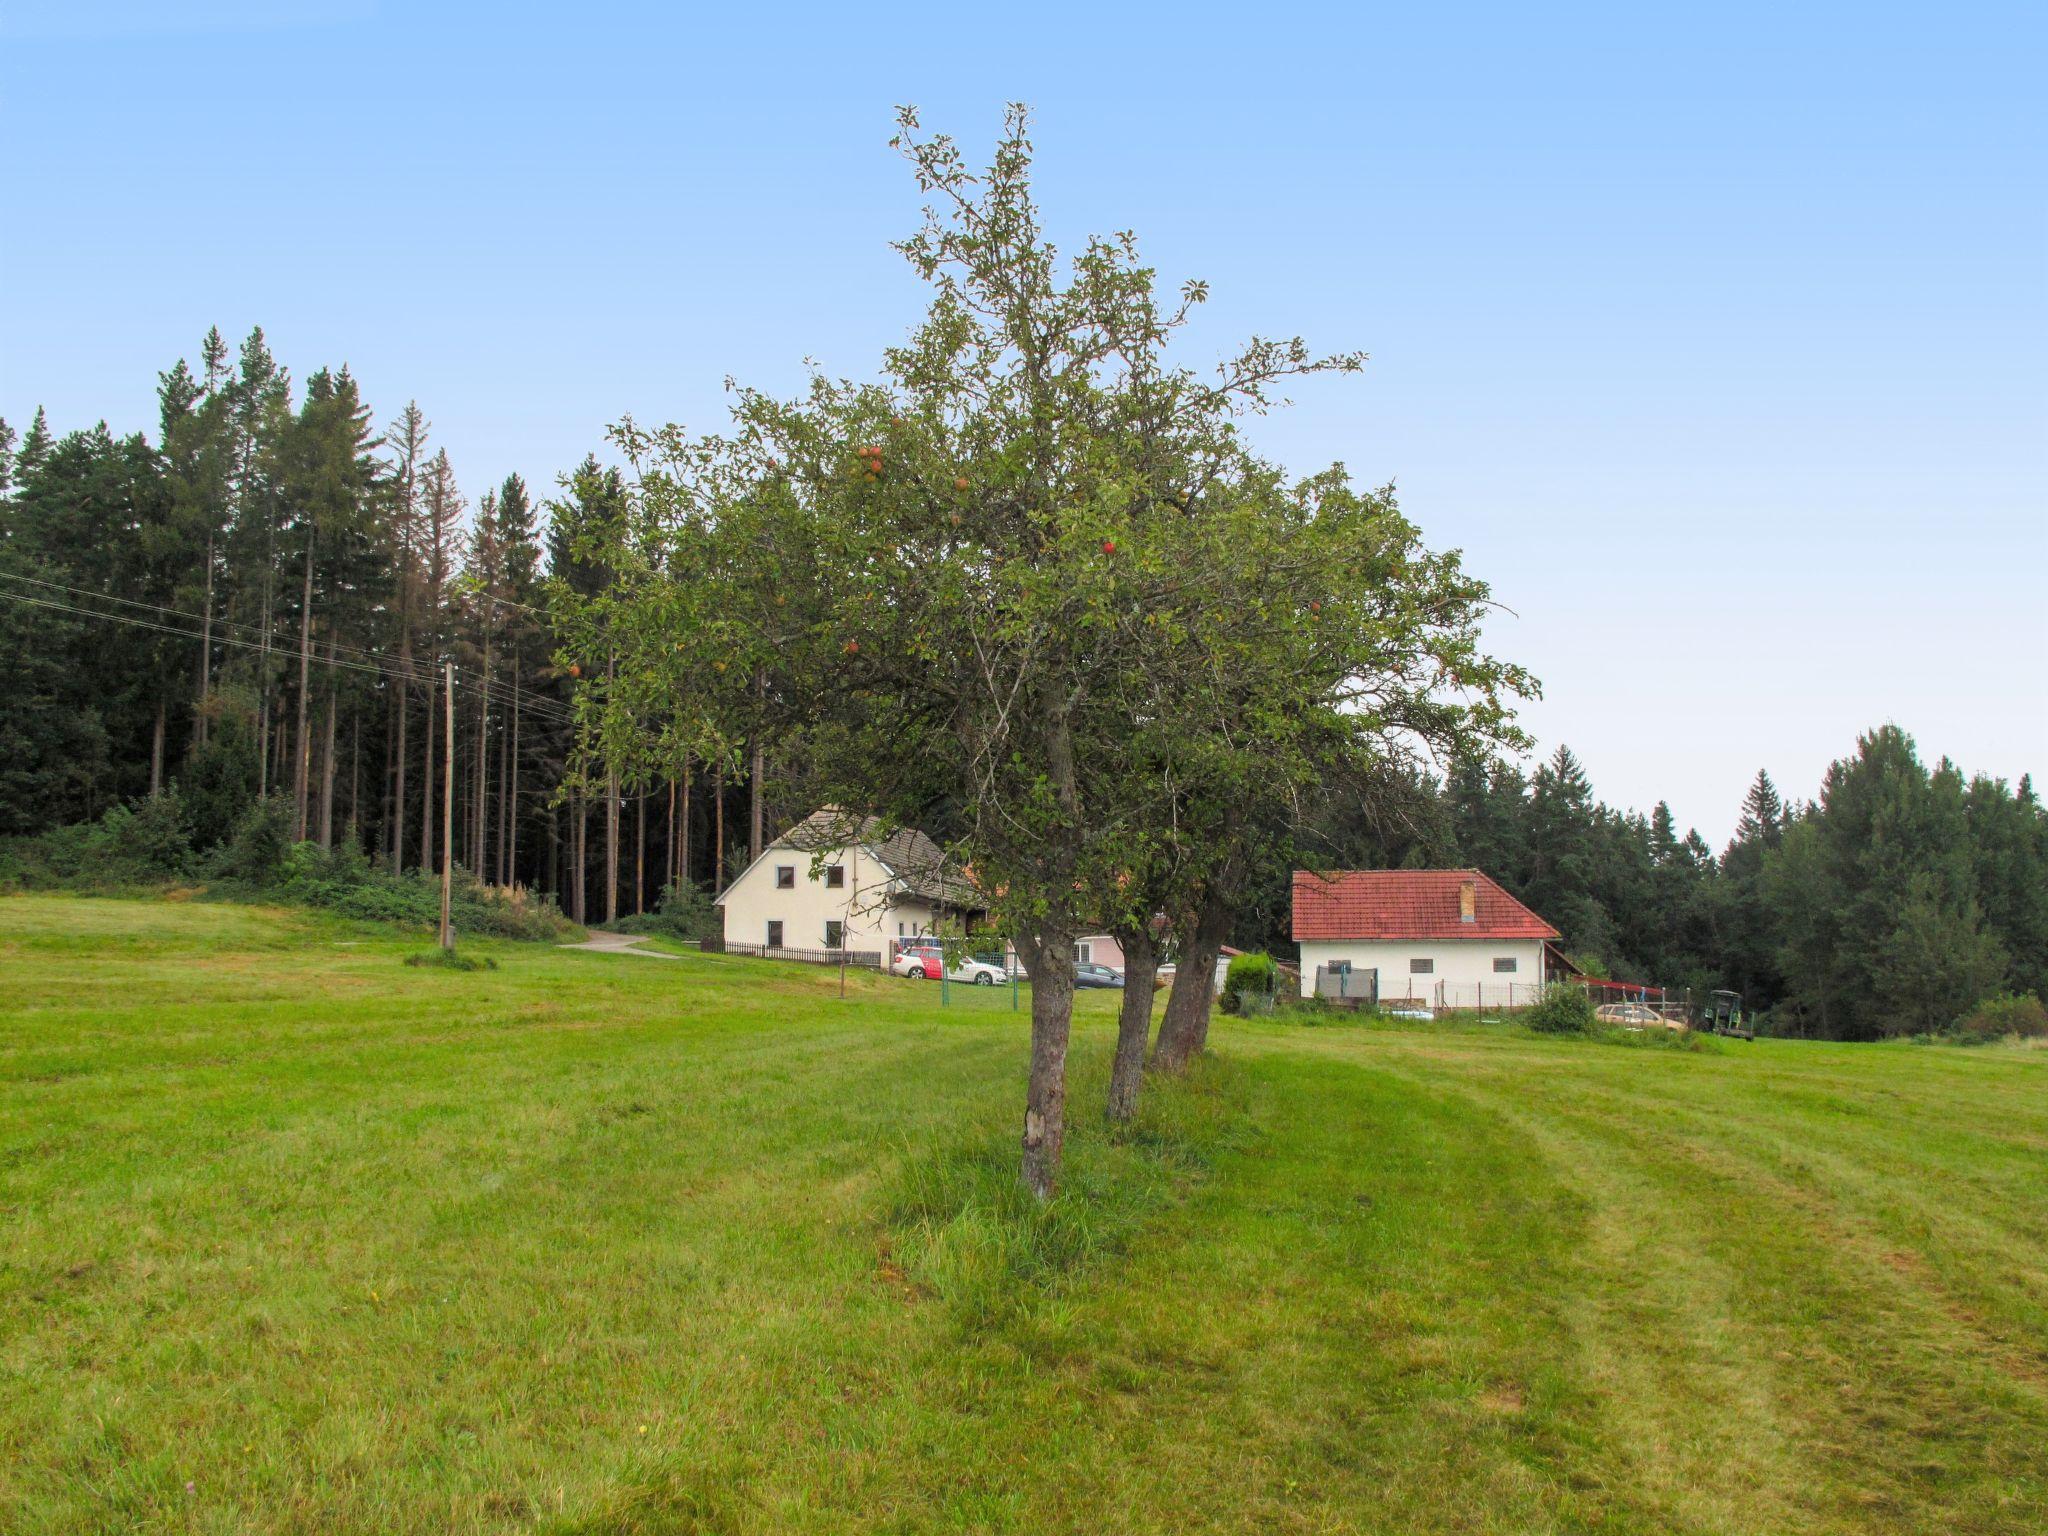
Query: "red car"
891 944 943 980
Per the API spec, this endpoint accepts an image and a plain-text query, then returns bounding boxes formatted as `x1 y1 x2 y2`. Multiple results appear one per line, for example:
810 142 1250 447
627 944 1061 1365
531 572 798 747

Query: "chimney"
1459 878 1477 924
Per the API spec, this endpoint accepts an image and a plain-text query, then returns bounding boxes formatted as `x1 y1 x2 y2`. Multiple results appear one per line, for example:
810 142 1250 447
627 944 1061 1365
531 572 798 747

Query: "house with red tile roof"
1291 869 1565 1007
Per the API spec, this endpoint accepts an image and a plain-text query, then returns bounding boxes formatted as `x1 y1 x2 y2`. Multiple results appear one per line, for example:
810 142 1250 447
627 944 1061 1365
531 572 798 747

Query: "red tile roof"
1291 869 1560 942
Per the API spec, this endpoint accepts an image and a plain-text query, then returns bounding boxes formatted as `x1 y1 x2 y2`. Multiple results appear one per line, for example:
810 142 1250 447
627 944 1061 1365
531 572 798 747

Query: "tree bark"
713 763 725 894
680 760 693 891
1015 925 1077 1200
390 635 409 873
149 701 166 797
317 651 337 849
496 684 511 884
635 792 646 916
1107 923 1159 1122
419 660 436 873
292 538 315 840
571 795 586 923
605 766 621 925
195 531 214 750
1153 885 1232 1072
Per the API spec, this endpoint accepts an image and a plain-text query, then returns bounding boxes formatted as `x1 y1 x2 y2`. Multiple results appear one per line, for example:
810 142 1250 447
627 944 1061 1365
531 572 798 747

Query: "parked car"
1594 1002 1682 1031
892 945 942 980
948 955 1009 986
1073 962 1124 989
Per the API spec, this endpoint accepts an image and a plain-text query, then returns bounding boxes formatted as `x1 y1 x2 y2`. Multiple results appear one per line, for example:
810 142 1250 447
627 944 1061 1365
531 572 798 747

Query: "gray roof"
780 807 983 910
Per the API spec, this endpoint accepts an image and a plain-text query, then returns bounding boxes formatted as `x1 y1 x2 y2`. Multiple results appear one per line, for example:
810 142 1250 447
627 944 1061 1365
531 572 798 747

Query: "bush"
1954 992 2048 1044
606 881 721 943
209 798 293 884
404 949 498 972
0 793 195 891
1527 983 1596 1035
1219 951 1280 1015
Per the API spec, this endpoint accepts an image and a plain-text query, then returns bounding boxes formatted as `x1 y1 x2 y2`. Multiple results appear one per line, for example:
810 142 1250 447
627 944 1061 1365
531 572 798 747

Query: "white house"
714 807 983 958
1292 869 1564 1007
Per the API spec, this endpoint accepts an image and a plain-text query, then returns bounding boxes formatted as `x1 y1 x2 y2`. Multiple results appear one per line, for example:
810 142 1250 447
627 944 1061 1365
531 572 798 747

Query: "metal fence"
1313 965 1380 1004
1313 968 1546 1012
714 942 884 970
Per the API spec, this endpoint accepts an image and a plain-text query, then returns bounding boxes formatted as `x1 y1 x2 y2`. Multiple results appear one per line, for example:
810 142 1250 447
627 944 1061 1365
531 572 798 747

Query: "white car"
948 956 1008 986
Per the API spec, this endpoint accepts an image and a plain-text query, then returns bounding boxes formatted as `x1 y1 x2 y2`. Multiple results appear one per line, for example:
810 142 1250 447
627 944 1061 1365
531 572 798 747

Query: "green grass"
2 894 2044 1535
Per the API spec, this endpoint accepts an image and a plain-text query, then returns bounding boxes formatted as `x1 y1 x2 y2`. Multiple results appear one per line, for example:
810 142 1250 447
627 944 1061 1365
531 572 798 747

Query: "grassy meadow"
1 893 2044 1534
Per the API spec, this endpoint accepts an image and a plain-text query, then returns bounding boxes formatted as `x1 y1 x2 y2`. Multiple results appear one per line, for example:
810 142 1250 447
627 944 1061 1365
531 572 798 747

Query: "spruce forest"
1 327 2041 1040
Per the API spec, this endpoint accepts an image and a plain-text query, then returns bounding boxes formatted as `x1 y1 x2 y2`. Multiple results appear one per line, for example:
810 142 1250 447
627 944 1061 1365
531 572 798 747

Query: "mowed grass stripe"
2 894 2045 1534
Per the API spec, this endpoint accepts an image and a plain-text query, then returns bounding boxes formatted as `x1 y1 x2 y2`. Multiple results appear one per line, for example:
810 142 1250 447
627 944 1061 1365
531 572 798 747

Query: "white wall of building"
718 841 935 956
1297 937 1547 1003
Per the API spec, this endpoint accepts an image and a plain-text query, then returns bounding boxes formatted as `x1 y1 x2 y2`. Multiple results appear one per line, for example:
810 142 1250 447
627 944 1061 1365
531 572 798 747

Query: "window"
1409 958 1434 975
825 865 846 889
774 865 795 890
897 922 905 937
825 920 844 948
1493 957 1518 974
766 921 784 949
1072 941 1092 964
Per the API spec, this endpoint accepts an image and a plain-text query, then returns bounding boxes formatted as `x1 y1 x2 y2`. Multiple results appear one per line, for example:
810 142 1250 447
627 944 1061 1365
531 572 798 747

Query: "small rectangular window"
774 866 795 889
1409 958 1434 975
1072 942 1091 964
766 921 784 949
825 920 844 948
1493 957 1518 974
826 865 846 889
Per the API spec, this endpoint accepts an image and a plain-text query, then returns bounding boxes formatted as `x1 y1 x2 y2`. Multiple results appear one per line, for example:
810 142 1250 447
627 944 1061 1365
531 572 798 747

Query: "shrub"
209 798 293 884
606 881 721 942
1527 983 1596 1035
0 793 195 891
404 949 498 972
1954 992 2048 1044
1219 951 1280 1015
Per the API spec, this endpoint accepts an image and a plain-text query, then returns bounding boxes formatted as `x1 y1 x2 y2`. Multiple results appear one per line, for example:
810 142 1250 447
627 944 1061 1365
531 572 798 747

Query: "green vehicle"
1703 989 1753 1039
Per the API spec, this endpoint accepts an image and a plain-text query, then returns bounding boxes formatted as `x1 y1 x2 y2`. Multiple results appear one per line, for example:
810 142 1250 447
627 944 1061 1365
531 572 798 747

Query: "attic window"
774 866 795 889
826 865 846 889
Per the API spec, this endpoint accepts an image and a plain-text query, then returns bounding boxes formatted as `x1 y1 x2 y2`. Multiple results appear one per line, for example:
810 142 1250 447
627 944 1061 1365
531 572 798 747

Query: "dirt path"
556 930 682 960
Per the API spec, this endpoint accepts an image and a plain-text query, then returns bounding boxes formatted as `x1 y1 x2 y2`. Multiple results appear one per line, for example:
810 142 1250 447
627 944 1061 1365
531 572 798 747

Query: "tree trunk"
681 761 693 891
571 795 586 923
195 531 214 750
606 767 621 924
317 653 337 849
149 700 166 797
713 763 725 893
1015 925 1077 1200
473 618 491 879
1153 887 1232 1073
496 684 512 884
292 538 315 840
635 792 646 916
348 710 360 846
750 737 765 862
420 661 436 873
507 684 521 887
1107 924 1159 1123
666 780 677 895
390 636 409 872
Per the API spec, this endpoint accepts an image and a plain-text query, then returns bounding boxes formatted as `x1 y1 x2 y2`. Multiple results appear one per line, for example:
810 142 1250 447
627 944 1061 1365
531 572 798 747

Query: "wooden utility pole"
440 660 455 951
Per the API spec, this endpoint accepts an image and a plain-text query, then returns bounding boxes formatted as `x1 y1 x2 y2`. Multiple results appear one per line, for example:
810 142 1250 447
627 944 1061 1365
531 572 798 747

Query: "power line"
0 586 584 727
0 570 580 720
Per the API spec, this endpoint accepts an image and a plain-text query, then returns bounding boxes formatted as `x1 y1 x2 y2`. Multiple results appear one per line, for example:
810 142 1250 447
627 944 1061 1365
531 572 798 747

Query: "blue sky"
4 2 2043 843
